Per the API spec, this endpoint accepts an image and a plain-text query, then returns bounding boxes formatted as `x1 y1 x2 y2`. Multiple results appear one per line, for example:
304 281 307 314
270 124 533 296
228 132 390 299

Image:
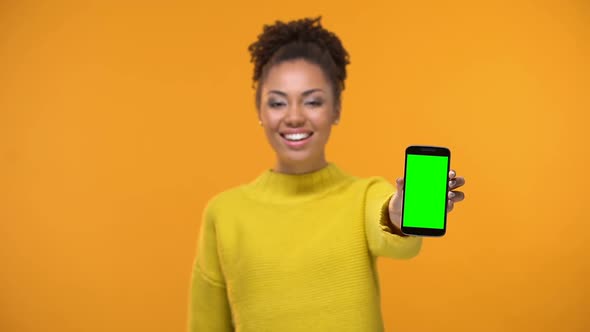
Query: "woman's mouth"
280 132 314 148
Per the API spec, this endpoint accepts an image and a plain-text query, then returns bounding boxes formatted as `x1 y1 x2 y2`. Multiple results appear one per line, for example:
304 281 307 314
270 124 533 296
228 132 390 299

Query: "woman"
188 16 466 331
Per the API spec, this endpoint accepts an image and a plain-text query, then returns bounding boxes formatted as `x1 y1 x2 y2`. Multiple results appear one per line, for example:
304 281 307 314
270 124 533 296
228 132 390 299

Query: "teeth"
284 133 311 141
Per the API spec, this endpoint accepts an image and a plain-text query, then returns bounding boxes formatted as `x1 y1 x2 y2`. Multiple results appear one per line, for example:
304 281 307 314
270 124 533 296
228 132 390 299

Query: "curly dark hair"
247 16 350 112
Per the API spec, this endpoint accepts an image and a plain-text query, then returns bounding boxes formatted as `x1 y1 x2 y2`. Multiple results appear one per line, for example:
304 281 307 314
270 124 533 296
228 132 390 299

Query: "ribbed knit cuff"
379 193 408 237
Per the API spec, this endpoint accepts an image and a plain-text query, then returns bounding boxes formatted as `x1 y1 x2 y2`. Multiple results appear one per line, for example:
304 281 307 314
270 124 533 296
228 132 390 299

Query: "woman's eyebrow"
268 90 287 97
268 89 324 97
302 89 324 97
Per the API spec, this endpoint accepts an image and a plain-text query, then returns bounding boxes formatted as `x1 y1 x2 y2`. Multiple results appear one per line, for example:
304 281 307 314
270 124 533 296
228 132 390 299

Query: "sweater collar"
245 162 352 203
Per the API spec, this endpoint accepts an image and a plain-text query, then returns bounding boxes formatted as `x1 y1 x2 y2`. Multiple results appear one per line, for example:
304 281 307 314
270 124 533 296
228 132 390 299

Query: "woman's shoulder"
202 184 250 213
340 175 396 202
349 173 393 187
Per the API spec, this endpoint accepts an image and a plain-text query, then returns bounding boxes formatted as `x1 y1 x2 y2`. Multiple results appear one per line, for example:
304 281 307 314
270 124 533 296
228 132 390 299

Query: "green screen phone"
401 146 451 237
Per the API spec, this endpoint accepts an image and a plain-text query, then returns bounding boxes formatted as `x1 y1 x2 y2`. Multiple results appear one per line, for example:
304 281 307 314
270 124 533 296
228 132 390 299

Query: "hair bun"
248 16 349 86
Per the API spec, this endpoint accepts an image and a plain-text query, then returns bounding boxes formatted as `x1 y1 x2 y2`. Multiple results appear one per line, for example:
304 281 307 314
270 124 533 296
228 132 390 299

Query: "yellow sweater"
188 163 422 331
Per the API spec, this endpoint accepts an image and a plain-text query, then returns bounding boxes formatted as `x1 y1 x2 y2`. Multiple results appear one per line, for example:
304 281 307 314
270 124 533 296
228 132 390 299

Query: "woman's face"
258 59 339 174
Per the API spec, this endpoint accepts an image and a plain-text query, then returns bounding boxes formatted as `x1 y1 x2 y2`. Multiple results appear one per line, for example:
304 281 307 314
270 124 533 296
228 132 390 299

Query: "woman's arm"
187 200 233 331
364 177 423 259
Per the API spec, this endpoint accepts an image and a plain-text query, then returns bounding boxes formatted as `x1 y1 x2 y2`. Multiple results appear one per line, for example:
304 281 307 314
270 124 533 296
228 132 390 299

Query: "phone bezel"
400 145 451 237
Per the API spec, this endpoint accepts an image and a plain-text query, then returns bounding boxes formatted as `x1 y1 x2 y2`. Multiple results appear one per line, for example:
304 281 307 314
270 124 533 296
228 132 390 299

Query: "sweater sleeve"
364 177 423 259
187 200 233 331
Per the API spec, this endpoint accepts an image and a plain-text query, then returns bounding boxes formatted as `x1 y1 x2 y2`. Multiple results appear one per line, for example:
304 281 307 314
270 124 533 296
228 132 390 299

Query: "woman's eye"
306 100 323 107
269 101 286 109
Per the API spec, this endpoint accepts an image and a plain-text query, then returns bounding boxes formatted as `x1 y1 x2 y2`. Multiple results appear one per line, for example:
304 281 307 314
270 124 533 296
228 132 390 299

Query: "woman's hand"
388 169 466 231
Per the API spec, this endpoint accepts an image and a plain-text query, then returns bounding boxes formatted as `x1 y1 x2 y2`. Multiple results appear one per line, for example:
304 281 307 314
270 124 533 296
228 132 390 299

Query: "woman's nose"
284 105 305 126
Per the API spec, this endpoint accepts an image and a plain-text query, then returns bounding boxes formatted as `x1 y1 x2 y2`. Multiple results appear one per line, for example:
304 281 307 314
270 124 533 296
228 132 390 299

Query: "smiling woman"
187 16 465 332
250 17 348 175
259 60 338 174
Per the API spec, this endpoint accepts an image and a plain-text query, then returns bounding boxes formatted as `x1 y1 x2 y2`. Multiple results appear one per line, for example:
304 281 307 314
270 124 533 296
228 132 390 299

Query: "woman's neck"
245 161 351 204
272 158 329 175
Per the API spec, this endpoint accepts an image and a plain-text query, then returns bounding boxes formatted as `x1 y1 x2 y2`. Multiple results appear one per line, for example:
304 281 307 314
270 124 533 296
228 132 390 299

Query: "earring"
334 119 339 125
258 120 262 126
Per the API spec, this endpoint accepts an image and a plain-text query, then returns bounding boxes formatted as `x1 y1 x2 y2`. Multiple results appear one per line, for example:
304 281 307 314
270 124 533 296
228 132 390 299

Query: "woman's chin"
277 151 316 164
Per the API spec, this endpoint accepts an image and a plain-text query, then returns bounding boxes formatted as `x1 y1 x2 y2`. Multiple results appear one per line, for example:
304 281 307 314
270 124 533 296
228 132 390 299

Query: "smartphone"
400 145 451 237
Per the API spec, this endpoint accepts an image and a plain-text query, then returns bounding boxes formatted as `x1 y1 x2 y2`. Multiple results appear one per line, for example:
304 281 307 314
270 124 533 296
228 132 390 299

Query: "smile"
280 132 313 141
279 132 314 148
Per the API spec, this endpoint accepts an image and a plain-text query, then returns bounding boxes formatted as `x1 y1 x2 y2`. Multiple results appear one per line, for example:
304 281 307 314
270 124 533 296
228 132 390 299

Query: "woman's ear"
333 107 341 125
256 108 262 126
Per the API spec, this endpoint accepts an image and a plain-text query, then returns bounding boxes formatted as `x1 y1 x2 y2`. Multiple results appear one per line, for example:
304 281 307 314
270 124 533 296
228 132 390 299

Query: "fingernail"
449 192 455 198
450 180 456 187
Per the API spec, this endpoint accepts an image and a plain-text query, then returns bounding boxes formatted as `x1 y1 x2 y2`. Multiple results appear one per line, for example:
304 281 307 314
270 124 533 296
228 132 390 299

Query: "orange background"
1 1 589 331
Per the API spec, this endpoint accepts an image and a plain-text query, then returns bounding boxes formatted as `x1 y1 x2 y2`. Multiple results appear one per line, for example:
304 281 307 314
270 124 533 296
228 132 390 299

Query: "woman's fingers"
447 170 465 213
396 177 404 190
449 176 465 189
448 190 465 202
447 199 454 212
449 169 456 179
